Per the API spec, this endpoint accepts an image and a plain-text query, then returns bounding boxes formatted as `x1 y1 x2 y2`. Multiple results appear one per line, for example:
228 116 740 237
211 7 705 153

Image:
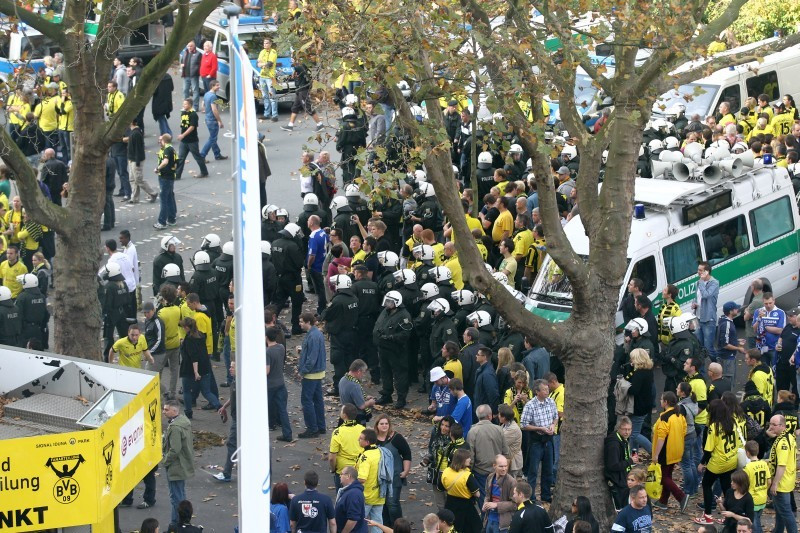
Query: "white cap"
429 366 446 382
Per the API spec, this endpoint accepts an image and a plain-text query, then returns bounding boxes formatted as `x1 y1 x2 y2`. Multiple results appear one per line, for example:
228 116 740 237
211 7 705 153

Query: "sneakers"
276 436 294 442
315 123 325 132
651 501 668 510
153 222 166 229
212 472 231 482
215 155 229 160
692 515 715 525
136 501 154 509
167 220 177 226
280 124 294 131
680 494 690 513
298 430 318 439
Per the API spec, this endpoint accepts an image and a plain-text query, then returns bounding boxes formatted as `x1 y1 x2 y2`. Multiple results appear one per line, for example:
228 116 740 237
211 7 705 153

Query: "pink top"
327 257 352 289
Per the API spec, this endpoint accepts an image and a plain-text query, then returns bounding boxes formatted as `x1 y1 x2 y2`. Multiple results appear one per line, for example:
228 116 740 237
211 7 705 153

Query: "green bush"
707 0 800 44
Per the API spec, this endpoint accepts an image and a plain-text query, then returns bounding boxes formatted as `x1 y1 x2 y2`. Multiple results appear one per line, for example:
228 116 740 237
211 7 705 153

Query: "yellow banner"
0 376 161 532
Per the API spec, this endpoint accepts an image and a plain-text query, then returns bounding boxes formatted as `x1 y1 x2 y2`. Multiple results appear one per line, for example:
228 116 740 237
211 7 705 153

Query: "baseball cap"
448 99 458 107
429 366 446 382
557 166 570 174
142 301 155 312
722 301 741 314
788 307 800 316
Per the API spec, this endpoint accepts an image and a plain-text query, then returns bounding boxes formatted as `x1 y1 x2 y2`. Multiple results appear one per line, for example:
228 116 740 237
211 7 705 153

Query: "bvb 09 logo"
45 455 85 504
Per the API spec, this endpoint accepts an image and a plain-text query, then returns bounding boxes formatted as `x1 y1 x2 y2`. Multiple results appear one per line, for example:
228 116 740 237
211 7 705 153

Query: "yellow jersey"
7 94 30 126
704 421 739 474
440 467 478 499
743 459 770 506
5 209 23 244
749 365 774 407
770 111 794 137
355 445 384 505
768 430 797 493
685 373 709 425
747 124 773 141
112 335 149 368
157 304 182 350
106 90 125 117
475 239 488 261
491 210 514 243
432 242 445 266
443 359 463 382
0 259 27 298
329 420 366 473
58 98 74 131
34 95 60 132
512 229 534 261
549 384 565 434
503 387 532 423
443 255 464 290
258 48 278 79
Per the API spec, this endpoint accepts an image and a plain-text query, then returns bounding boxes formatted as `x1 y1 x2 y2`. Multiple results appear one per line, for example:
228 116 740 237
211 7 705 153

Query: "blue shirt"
451 394 473 437
753 307 786 351
307 228 329 273
245 0 263 16
487 477 501 523
430 384 456 417
289 489 335 533
696 277 719 323
204 91 219 122
611 503 652 532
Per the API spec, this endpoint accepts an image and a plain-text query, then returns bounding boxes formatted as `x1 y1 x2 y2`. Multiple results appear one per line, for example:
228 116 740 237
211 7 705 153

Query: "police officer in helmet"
0 286 21 347
152 236 184 296
322 274 359 396
374 290 414 409
271 223 305 334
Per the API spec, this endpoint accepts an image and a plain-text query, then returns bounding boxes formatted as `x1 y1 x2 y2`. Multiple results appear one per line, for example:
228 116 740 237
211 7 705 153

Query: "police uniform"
271 232 305 332
661 330 697 392
352 277 381 382
429 313 458 360
152 250 184 296
15 282 48 348
297 205 331 249
377 269 398 297
212 252 234 316
374 305 414 405
189 263 220 354
261 218 285 243
348 198 371 227
322 286 359 394
414 197 444 234
332 205 360 244
261 254 278 306
0 298 22 347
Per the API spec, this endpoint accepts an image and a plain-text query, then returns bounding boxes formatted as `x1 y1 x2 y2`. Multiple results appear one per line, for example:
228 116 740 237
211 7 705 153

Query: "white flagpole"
224 5 271 531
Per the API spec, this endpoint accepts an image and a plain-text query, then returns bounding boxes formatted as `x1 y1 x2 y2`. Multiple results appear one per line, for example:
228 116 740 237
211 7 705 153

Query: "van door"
616 251 660 328
715 83 741 116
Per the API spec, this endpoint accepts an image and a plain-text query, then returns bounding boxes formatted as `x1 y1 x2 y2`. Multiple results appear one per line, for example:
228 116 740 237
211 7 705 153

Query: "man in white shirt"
102 238 136 318
119 229 141 311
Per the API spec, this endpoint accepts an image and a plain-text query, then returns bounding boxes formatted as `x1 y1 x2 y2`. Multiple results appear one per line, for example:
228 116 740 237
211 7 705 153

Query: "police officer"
411 182 443 235
261 241 278 306
476 151 496 205
212 241 234 322
297 193 330 249
352 264 381 384
0 286 21 347
430 266 455 305
415 282 440 391
376 251 400 297
261 204 284 242
271 223 305 335
452 289 477 332
428 297 458 373
200 233 222 264
152 236 184 296
189 250 220 356
331 196 360 244
661 314 699 392
374 290 414 409
322 274 359 396
345 184 371 227
467 310 496 348
160 263 183 292
16 273 48 349
412 244 436 287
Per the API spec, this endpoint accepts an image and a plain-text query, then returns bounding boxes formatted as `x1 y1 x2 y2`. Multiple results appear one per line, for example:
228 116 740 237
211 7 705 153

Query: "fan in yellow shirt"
766 415 797 495
110 325 154 368
328 405 366 476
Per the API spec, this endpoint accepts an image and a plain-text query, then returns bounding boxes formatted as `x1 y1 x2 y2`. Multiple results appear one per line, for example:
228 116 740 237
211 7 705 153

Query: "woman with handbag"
440 449 481 533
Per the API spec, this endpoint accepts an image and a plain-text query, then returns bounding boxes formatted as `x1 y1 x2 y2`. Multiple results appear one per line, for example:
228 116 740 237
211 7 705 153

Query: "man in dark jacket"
334 466 367 533
125 119 158 203
39 148 67 206
473 347 500 417
604 416 637 511
375 291 414 408
142 301 165 368
336 109 367 185
322 275 359 396
0 286 21 347
180 41 201 110
272 225 305 334
152 236 185 296
509 481 553 533
152 73 174 135
352 265 381 383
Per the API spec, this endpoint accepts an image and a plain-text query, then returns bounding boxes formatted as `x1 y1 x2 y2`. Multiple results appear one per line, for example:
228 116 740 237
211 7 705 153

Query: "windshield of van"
20 35 60 60
528 255 587 304
574 73 598 108
654 83 718 117
237 32 290 60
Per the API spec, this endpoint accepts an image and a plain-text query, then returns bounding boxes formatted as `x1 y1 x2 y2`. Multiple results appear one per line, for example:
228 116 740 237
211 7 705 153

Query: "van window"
746 70 779 101
702 215 750 266
199 26 216 48
215 34 229 61
663 235 702 283
629 256 657 296
20 35 60 60
716 84 740 115
750 196 794 246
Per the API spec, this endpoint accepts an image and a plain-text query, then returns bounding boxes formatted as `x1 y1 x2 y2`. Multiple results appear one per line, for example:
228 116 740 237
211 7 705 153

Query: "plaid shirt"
520 396 558 429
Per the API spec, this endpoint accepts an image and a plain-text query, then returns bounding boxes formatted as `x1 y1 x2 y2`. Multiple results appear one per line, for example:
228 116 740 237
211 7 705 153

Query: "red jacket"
199 51 218 78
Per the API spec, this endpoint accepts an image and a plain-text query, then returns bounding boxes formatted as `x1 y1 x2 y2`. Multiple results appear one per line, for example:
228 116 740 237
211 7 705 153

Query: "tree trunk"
552 332 617 528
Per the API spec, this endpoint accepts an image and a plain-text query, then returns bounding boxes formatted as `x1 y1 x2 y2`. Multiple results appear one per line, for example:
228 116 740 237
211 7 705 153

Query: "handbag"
735 425 748 470
645 462 663 500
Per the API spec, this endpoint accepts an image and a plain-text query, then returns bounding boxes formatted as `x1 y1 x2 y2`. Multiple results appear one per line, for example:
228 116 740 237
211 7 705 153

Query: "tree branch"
696 0 749 48
125 1 179 31
0 0 66 42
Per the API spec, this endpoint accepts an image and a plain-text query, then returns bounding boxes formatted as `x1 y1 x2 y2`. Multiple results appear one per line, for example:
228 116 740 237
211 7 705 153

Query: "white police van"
526 151 800 327
0 25 60 85
199 9 294 106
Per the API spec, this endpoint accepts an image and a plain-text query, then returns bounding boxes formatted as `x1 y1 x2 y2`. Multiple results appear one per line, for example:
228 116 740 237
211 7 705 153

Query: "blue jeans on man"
168 479 186 527
156 115 173 136
268 385 292 439
183 76 200 109
259 77 278 118
57 129 71 163
552 433 561 481
526 439 554 502
680 435 697 495
629 414 652 453
300 378 325 433
473 470 488 509
201 120 222 159
696 321 717 361
772 491 797 533
158 178 177 225
365 504 384 533
382 474 404 526
113 154 131 197
484 521 508 533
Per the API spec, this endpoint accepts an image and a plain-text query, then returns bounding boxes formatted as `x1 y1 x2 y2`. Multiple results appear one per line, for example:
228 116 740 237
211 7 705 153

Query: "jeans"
268 385 292 439
694 424 706 478
168 479 186 526
680 436 697 494
113 154 131 196
202 76 214 93
773 491 798 533
696 321 717 360
223 416 237 478
526 439 554 502
57 129 71 163
183 76 201 109
158 178 177 225
720 356 737 385
122 465 157 505
176 141 209 180
629 415 652 453
484 522 507 533
473 470 488 510
300 378 325 432
308 269 327 314
753 508 763 533
156 115 173 136
201 120 222 159
365 504 384 533
182 374 221 418
259 77 278 118
552 433 561 481
129 161 156 201
382 475 403 526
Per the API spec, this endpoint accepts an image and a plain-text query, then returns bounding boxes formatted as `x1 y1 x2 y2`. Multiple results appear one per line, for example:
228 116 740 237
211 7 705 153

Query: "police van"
199 9 294 106
653 38 800 123
526 153 800 327
0 25 59 85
